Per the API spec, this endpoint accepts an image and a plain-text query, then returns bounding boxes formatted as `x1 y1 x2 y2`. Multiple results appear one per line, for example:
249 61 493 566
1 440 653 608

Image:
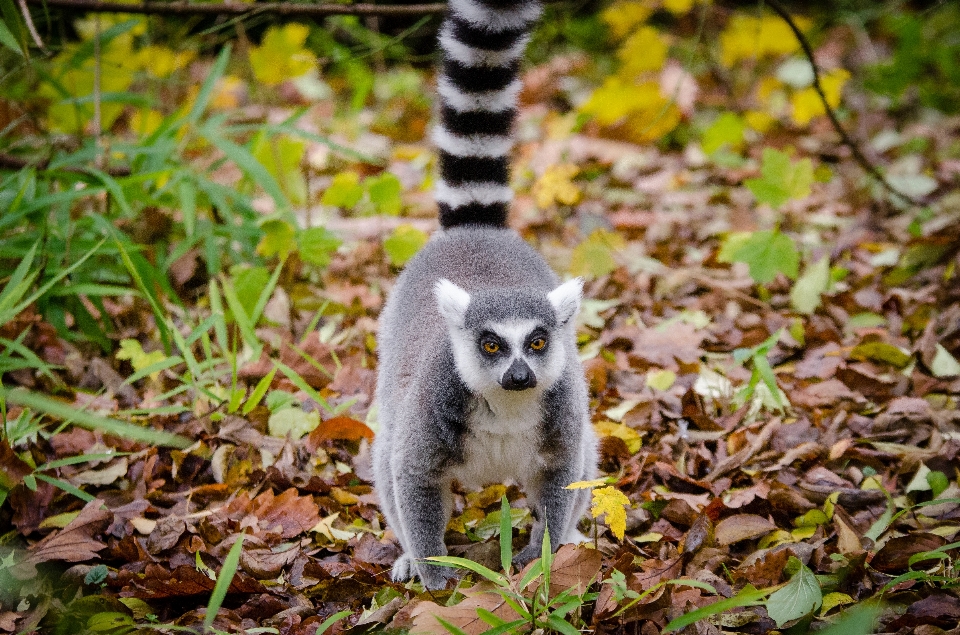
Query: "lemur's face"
434 279 582 396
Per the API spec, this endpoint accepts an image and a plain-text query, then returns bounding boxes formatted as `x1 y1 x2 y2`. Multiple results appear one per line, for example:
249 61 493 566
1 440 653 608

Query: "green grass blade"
479 619 528 635
314 610 351 635
273 360 332 413
220 277 262 359
242 367 277 415
250 258 285 326
205 533 244 632
33 473 97 503
425 556 508 586
122 356 184 385
663 584 771 632
112 237 172 352
500 495 512 573
37 452 129 470
435 616 470 635
2 387 190 448
188 45 231 127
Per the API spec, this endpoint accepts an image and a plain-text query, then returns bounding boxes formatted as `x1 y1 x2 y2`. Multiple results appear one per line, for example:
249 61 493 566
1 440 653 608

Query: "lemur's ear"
548 277 582 325
435 279 471 328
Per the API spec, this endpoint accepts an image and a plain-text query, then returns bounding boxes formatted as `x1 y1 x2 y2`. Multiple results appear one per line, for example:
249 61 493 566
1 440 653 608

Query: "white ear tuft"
434 278 471 328
548 278 583 325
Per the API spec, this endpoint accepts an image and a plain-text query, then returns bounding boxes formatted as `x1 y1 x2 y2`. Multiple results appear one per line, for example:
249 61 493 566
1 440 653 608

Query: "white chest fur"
449 391 544 490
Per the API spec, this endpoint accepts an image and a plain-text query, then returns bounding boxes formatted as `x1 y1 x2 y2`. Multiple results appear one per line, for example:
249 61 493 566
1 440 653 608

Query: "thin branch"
764 0 924 208
0 152 132 177
17 0 48 52
23 0 448 18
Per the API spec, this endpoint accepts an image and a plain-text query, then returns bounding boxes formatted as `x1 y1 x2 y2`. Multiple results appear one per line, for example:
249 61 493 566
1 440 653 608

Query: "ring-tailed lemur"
371 0 598 590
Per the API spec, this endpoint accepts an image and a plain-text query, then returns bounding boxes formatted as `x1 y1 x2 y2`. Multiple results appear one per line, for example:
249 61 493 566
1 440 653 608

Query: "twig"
0 152 132 176
17 0 47 52
23 0 448 18
764 0 924 208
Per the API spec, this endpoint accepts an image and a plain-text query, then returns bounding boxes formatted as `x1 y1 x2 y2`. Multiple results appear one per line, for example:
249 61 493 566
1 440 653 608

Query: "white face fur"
434 279 582 398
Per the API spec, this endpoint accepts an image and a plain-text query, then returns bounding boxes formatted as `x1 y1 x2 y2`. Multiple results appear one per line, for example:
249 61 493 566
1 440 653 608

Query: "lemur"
371 0 598 590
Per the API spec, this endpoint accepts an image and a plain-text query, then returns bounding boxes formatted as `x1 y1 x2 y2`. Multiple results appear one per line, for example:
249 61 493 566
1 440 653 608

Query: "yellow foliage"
720 15 812 67
580 78 682 143
617 26 669 77
41 33 143 134
532 164 581 208
116 339 166 381
130 109 164 137
566 479 609 490
744 110 776 133
248 23 316 87
591 486 630 540
137 45 195 79
790 69 850 126
602 1 654 40
593 421 642 454
662 0 695 14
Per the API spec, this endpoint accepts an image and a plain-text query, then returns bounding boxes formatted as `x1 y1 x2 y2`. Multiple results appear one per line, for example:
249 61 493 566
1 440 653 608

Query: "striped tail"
434 0 541 228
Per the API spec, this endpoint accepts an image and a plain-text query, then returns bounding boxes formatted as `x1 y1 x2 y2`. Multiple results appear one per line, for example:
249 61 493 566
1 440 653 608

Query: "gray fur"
372 226 598 589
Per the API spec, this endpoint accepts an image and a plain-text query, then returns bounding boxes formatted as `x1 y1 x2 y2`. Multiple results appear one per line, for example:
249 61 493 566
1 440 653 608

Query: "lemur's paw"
512 544 541 567
390 554 413 582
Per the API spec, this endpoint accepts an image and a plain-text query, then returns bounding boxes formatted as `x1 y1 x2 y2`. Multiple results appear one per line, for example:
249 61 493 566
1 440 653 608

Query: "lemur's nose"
501 358 536 390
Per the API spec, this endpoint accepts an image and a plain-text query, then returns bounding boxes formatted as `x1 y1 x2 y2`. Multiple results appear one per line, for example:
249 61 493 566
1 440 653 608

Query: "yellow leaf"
744 110 776 133
130 109 163 138
137 45 195 79
646 369 676 391
532 164 581 208
591 486 630 540
790 69 850 126
581 78 682 143
662 0 695 14
720 15 811 67
570 228 625 279
593 421 642 454
248 23 316 87
602 1 654 40
116 339 166 380
617 26 669 77
566 479 608 490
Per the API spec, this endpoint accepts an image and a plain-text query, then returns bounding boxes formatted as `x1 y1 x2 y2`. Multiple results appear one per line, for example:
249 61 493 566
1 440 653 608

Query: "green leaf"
187 45 231 126
745 148 814 208
702 112 746 155
233 267 271 320
257 219 297 260
267 407 320 439
928 470 949 498
384 224 429 267
84 564 109 585
205 534 244 631
298 227 342 267
790 256 830 314
765 558 822 627
719 230 799 283
366 172 403 215
322 171 364 208
813 602 883 635
850 341 912 369
500 495 512 573
570 229 624 279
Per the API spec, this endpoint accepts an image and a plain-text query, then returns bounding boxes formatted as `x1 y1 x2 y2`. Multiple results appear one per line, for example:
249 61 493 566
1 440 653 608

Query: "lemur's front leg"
513 466 581 566
393 462 456 590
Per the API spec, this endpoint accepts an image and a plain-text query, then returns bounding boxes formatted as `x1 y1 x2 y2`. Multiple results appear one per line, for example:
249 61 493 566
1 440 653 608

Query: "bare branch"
764 0 924 208
23 0 448 18
17 0 48 52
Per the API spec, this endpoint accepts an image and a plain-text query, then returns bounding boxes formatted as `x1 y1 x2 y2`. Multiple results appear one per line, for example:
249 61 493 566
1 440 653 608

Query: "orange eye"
482 341 500 354
530 338 546 351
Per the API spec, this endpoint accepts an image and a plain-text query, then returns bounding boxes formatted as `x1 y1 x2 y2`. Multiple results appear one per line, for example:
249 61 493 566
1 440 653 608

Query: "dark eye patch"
478 332 506 356
525 327 549 353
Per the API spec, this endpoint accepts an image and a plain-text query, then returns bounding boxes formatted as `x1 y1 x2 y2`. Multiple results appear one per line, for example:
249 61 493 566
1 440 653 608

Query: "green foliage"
864 6 960 113
384 224 429 267
745 148 813 208
766 558 822 626
719 230 799 284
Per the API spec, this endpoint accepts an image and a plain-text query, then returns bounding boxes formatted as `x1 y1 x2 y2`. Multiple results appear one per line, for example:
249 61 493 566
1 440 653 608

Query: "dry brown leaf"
15 500 110 578
410 585 521 635
546 544 603 596
250 488 321 539
714 514 776 546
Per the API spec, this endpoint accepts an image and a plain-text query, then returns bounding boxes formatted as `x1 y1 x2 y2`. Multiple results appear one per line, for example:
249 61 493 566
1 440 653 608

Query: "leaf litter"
2 2 960 634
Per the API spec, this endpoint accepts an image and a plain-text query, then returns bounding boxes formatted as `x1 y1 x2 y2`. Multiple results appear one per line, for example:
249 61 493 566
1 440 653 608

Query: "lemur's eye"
530 338 546 351
482 341 500 354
